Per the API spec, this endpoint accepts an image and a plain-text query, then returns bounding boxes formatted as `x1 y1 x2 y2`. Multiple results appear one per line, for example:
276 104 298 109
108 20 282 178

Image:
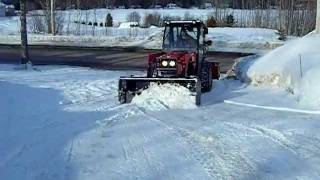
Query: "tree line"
7 0 316 10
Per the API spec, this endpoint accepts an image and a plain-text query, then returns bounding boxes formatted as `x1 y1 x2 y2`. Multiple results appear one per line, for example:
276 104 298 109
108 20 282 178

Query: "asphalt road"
0 45 251 73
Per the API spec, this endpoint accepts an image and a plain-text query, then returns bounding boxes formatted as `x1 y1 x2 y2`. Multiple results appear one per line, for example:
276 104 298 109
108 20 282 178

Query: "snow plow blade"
118 77 201 105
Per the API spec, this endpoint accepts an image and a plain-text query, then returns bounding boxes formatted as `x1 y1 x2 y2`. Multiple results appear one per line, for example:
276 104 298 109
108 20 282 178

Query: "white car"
204 3 214 9
166 3 180 9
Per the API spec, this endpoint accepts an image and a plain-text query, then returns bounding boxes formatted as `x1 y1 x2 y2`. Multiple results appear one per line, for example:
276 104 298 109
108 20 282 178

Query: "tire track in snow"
139 109 255 179
95 104 145 127
283 133 320 161
224 100 320 115
0 145 27 169
254 126 299 155
1 117 63 169
97 105 171 179
180 126 256 180
222 122 320 178
296 135 320 158
223 122 320 162
224 122 299 155
0 66 122 112
64 138 75 180
121 137 167 180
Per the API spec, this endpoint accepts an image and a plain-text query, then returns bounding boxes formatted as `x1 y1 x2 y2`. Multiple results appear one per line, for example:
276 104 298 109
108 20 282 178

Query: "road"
0 45 252 73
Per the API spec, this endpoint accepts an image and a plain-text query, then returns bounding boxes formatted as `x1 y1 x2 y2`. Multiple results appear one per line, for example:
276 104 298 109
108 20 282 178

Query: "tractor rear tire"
200 61 213 93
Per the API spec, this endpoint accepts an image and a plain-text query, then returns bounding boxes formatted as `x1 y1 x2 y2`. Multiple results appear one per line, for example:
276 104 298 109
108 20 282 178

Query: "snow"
235 33 320 108
224 100 320 115
0 26 282 52
131 83 197 110
1 64 320 179
59 8 279 27
209 27 283 53
0 31 162 49
0 17 20 34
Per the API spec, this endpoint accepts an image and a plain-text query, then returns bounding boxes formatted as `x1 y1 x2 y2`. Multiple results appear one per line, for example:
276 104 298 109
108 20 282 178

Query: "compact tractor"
118 20 220 105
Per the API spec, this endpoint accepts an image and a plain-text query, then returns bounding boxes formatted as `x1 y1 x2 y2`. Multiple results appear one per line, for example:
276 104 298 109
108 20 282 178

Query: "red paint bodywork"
148 51 196 76
148 51 220 79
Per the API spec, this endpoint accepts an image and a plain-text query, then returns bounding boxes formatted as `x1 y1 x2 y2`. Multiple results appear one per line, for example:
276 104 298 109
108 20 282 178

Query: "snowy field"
0 26 283 53
41 8 281 28
0 8 285 53
1 62 320 179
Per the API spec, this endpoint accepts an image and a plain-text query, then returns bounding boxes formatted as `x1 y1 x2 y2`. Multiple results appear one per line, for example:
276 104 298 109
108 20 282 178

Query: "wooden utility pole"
50 0 55 35
20 0 30 65
317 0 320 33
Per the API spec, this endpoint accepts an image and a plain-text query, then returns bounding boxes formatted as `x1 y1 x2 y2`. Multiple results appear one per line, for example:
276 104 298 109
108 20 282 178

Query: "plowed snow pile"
131 83 197 110
236 33 320 107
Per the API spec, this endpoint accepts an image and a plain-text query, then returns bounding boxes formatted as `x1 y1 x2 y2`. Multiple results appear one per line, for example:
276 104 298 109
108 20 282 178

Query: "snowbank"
0 32 163 49
132 83 197 110
236 33 320 108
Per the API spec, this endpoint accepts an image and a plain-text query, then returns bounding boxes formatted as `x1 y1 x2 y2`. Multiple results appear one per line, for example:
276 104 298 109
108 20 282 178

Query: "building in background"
5 4 15 16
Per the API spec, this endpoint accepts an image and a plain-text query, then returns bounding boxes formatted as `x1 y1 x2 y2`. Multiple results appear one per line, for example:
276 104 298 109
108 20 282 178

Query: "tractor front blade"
118 77 201 105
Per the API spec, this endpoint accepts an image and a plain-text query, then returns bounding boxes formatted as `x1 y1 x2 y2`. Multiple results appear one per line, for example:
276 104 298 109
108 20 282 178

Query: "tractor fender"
148 52 166 65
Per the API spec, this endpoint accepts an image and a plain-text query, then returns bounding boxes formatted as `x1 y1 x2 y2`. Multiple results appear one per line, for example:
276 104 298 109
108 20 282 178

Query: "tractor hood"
158 51 189 60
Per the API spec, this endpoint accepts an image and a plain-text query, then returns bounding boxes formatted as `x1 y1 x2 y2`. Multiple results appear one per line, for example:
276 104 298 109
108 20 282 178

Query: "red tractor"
119 20 220 105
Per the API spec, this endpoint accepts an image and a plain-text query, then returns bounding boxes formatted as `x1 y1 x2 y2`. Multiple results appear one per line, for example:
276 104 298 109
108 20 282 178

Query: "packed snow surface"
1 64 320 180
236 33 320 108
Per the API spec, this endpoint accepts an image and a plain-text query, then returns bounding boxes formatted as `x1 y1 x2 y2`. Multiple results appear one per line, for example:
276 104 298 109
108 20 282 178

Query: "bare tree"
20 0 30 65
50 0 56 35
29 0 64 35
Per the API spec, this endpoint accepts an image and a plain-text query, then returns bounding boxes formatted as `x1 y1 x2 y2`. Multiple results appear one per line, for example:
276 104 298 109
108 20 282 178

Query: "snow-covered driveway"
1 64 320 180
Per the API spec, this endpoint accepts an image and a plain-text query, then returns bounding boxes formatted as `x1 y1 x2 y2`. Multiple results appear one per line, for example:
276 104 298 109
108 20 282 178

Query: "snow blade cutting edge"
118 77 202 105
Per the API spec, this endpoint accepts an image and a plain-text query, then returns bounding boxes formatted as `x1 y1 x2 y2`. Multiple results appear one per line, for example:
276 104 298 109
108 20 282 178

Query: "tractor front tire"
147 64 157 78
200 61 213 93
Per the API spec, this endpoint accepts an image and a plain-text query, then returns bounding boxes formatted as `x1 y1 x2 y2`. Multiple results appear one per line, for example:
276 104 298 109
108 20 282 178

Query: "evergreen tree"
106 13 113 27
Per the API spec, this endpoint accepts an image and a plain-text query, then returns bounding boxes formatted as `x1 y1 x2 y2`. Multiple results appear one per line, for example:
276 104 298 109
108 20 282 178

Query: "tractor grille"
157 70 177 77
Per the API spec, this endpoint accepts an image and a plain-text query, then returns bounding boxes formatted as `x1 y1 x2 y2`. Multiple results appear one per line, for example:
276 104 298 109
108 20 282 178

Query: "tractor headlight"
169 61 176 67
161 60 168 67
